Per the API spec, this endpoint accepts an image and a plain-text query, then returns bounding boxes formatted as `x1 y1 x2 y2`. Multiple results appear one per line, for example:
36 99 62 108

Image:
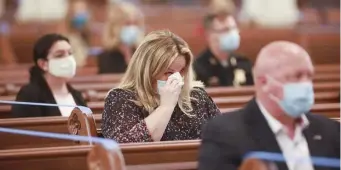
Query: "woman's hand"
159 77 184 110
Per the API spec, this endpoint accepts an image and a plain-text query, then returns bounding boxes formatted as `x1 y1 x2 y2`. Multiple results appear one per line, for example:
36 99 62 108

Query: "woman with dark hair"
11 33 87 118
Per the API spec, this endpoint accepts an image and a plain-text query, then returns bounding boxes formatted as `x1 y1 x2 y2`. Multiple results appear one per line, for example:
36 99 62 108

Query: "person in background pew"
198 41 340 170
102 30 220 143
66 0 91 67
97 1 144 74
193 0 253 87
11 34 87 118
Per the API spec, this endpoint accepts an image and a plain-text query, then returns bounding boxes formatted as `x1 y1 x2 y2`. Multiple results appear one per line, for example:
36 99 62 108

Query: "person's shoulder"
204 109 244 134
212 109 243 125
231 53 251 63
190 85 209 98
18 82 41 95
106 88 136 100
15 82 41 101
195 48 211 61
307 113 340 129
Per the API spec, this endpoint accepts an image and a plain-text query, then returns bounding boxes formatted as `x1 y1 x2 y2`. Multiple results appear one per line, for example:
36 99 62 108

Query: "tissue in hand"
168 72 182 81
157 72 183 93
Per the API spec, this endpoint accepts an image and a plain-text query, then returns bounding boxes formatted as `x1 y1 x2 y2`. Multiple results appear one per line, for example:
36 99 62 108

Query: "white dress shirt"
53 93 76 117
257 100 315 170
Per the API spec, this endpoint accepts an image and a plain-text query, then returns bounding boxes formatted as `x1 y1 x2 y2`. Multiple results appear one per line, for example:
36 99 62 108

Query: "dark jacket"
11 68 87 118
198 99 340 170
97 49 129 74
194 48 254 87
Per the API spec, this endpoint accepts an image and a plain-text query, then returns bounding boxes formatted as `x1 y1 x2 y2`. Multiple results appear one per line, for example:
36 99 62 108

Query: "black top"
97 49 129 74
194 48 254 87
101 87 220 143
198 99 340 170
11 71 87 118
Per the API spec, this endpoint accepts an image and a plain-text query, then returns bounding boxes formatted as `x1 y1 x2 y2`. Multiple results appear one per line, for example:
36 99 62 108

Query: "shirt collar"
256 100 309 134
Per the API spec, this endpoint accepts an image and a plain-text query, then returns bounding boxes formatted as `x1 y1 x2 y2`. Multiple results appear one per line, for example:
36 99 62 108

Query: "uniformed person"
194 0 253 87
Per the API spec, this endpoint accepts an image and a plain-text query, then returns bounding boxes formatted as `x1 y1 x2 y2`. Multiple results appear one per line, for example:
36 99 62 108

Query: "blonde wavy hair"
117 30 203 117
103 2 144 50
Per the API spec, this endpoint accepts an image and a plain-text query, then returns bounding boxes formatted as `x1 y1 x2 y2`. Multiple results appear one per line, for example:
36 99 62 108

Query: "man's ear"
37 59 48 72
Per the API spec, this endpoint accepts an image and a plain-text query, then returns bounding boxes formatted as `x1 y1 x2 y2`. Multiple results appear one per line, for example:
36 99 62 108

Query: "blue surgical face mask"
71 12 89 29
266 77 315 118
219 30 240 52
157 72 184 93
120 25 140 46
157 80 166 93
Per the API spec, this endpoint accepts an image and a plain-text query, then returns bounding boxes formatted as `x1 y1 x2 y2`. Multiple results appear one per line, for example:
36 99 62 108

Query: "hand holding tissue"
157 72 184 109
157 72 183 91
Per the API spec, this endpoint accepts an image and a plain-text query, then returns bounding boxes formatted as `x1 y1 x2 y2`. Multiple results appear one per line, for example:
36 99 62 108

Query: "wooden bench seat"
0 82 339 118
0 103 339 149
0 88 339 104
0 67 98 80
205 82 340 98
0 68 338 92
0 140 200 170
0 73 123 87
0 64 338 86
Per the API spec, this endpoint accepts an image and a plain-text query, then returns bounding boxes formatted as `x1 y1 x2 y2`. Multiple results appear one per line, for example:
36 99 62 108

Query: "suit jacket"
198 99 340 170
11 72 86 118
194 48 254 87
97 49 129 74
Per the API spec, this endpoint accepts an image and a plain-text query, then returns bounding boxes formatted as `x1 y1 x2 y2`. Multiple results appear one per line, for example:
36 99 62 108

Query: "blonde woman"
97 2 144 74
102 30 220 143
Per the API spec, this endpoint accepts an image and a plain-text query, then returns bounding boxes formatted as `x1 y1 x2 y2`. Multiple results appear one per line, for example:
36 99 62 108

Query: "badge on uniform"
209 57 217 65
230 57 237 66
233 69 246 87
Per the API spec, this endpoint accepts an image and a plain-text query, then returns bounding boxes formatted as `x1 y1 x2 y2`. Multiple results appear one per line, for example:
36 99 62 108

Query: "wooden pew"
0 103 339 150
0 66 98 80
0 73 122 87
0 140 200 170
0 63 338 82
0 138 299 170
0 131 339 170
0 86 339 104
1 72 339 96
205 82 340 98
0 65 338 91
0 82 339 118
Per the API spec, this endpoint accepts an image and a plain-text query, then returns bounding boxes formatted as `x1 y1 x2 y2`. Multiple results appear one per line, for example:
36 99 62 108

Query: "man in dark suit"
198 41 340 170
193 0 253 87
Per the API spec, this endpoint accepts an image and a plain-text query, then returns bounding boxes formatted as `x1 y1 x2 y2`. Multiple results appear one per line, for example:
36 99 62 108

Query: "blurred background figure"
65 0 91 67
97 1 144 74
0 0 4 18
308 0 340 25
194 0 253 87
15 0 68 22
12 34 86 118
238 0 300 28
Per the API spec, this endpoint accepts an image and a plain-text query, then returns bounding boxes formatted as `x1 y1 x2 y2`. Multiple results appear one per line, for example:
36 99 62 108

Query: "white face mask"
48 56 76 78
219 29 240 52
120 25 141 46
157 72 184 93
264 76 315 118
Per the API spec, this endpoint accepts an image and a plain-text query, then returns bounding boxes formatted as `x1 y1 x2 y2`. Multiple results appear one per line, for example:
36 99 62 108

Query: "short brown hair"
203 0 236 30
